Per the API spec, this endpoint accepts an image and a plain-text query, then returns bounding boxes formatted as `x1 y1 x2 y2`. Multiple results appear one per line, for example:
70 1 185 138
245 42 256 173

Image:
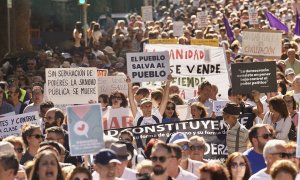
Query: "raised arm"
127 76 138 118
159 74 172 115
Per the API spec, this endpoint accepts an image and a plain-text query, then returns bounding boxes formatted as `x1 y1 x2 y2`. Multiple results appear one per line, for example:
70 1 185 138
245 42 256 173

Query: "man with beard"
150 142 174 180
244 124 273 174
44 107 65 131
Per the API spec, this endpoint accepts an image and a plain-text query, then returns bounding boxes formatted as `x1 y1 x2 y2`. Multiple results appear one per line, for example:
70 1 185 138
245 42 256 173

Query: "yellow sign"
190 39 219 47
149 39 178 44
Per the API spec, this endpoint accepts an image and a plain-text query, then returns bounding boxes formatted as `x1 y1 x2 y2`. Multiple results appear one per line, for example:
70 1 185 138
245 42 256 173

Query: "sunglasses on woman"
112 96 122 100
30 134 44 139
166 106 175 110
14 147 23 153
74 177 89 180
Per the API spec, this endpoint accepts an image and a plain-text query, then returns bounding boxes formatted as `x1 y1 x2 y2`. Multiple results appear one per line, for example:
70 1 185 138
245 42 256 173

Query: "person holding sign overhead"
127 74 172 126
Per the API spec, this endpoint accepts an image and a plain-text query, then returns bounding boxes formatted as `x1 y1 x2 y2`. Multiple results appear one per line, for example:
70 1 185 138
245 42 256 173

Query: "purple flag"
223 15 234 42
294 12 300 36
264 11 288 32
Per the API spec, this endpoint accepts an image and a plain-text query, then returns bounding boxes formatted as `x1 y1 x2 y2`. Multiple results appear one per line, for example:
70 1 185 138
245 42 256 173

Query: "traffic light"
79 0 86 4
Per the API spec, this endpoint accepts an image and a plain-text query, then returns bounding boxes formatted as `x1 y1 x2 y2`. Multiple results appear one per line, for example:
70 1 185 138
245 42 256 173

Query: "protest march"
2 0 300 180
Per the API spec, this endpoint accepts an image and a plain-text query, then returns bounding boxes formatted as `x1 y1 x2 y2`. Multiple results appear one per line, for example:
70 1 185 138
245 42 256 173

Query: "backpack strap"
137 115 160 126
235 126 241 152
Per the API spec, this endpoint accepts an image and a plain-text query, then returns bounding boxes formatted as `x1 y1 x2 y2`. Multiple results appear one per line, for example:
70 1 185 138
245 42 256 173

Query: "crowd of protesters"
2 0 300 179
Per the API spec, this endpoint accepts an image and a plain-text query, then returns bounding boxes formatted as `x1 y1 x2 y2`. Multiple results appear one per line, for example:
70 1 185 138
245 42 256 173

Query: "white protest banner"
242 30 282 58
197 11 208 28
172 0 180 5
173 21 184 37
141 6 153 22
249 8 258 25
144 44 230 100
0 111 15 118
193 0 200 7
0 111 39 138
213 100 229 116
67 104 104 156
126 51 170 83
102 107 134 130
98 76 128 96
45 68 98 104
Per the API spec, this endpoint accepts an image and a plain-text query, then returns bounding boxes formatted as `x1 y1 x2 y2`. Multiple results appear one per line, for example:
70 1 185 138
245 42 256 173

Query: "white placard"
249 8 258 25
102 107 134 130
98 76 128 96
197 11 208 28
213 100 230 116
141 6 153 22
242 30 282 58
173 21 184 37
0 111 39 138
45 68 98 104
193 0 200 7
144 44 230 100
126 51 170 83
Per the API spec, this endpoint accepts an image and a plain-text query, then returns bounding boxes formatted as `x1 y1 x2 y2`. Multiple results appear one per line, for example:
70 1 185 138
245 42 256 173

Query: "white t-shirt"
134 108 162 126
249 168 271 180
120 167 137 180
186 158 204 177
176 167 198 180
262 112 292 142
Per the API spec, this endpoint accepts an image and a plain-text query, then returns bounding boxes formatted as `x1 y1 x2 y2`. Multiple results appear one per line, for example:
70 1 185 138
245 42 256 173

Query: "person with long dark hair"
225 152 252 180
162 100 180 123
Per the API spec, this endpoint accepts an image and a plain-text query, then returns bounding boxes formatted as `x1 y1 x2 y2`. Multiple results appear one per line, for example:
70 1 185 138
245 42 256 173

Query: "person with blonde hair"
188 135 207 163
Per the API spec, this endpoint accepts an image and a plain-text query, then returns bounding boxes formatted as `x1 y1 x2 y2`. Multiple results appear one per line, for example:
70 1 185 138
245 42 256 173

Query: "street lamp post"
79 0 89 47
7 0 12 53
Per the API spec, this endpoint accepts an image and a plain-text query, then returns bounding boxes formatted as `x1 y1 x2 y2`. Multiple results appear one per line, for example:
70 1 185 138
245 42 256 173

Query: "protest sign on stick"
231 61 277 94
141 6 153 22
67 104 104 156
173 21 184 37
45 68 98 104
126 51 170 83
102 107 134 130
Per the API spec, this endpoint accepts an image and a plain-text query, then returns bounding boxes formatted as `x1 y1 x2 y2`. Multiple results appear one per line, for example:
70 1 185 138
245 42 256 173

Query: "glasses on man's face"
231 162 246 169
190 145 205 151
30 134 44 139
166 106 175 110
14 147 23 153
150 156 168 163
256 133 273 140
119 137 131 142
181 143 189 151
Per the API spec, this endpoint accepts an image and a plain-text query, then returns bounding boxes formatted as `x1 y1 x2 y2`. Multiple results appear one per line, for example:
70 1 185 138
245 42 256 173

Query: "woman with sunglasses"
3 135 24 161
66 167 92 180
262 96 292 142
20 123 44 165
225 152 251 180
162 101 180 123
29 150 64 180
108 91 128 109
283 95 298 130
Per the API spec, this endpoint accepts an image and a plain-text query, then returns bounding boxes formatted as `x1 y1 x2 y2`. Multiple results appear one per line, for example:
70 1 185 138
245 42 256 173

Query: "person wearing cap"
285 68 295 82
110 143 137 180
284 48 300 76
92 149 122 180
127 74 172 126
223 102 249 155
168 132 204 177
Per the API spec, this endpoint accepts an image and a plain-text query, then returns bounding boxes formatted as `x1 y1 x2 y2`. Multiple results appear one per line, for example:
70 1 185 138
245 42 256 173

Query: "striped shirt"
226 122 249 155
